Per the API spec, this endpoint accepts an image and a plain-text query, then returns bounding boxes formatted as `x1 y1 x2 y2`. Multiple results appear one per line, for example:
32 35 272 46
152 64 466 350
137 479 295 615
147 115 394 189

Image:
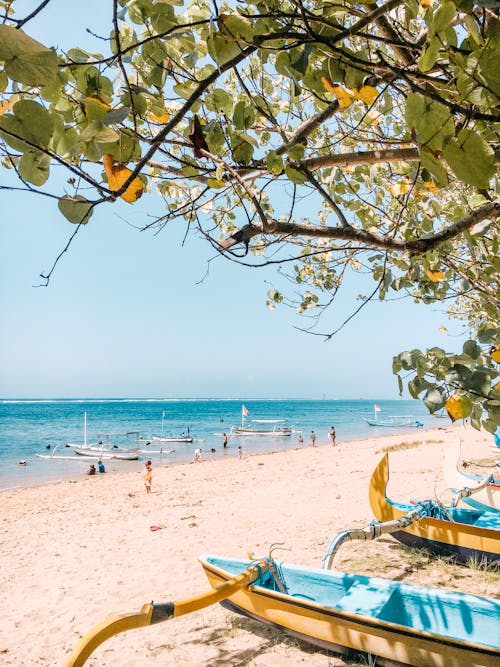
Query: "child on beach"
143 460 152 493
310 431 316 447
238 445 242 460
192 448 202 462
329 426 336 447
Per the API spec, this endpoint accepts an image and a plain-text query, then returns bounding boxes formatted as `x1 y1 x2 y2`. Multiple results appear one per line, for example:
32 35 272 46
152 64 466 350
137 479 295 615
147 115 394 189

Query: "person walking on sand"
143 460 152 494
329 426 336 447
238 445 242 460
311 430 316 447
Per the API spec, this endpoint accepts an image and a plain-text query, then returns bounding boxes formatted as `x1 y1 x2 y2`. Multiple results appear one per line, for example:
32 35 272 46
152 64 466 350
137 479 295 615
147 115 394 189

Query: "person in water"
87 464 96 475
98 460 105 473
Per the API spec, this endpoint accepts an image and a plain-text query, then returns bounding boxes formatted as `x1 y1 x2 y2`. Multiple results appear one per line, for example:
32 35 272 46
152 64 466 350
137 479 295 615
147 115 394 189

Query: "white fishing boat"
230 406 292 436
64 413 139 459
362 405 420 427
145 411 194 443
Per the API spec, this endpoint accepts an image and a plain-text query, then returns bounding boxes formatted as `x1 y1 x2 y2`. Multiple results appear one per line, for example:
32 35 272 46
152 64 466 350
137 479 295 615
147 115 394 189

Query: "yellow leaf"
490 346 500 363
426 268 445 282
321 76 337 93
389 180 411 196
84 95 110 109
445 394 472 422
421 0 434 6
0 94 20 116
354 85 378 105
333 86 355 109
349 259 362 270
423 179 439 194
103 153 144 203
148 110 170 124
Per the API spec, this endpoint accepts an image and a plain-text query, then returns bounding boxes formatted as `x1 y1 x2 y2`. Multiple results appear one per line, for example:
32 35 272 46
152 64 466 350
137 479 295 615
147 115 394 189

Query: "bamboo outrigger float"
369 454 500 563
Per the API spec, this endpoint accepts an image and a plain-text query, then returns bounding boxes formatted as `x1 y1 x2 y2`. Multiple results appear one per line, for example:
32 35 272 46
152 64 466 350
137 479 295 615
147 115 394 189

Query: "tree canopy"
0 0 498 431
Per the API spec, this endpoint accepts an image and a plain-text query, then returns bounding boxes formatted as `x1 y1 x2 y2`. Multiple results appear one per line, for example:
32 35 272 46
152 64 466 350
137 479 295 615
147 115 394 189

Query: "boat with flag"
230 405 292 436
362 404 420 427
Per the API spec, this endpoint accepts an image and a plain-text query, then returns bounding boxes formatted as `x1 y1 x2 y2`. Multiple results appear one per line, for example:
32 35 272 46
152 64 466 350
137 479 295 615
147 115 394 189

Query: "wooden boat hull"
230 428 292 436
200 555 500 667
150 436 193 443
443 442 499 512
69 445 139 460
369 454 500 563
362 417 417 427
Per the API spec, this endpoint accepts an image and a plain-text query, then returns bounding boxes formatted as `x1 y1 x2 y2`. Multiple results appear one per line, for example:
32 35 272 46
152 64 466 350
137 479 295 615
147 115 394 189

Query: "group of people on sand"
86 460 106 475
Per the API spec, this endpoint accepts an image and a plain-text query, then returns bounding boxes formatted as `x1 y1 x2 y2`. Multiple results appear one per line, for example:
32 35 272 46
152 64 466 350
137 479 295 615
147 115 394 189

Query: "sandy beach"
1 424 498 666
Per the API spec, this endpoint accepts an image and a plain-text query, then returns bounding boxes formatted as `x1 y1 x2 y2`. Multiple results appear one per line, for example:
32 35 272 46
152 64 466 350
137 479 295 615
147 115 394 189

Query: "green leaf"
79 121 119 144
58 195 94 225
406 93 454 151
423 386 447 413
285 166 307 184
233 100 256 130
418 36 441 73
18 150 50 185
103 107 130 125
266 151 284 176
443 129 495 188
0 25 58 86
207 31 241 66
420 150 448 188
432 2 456 35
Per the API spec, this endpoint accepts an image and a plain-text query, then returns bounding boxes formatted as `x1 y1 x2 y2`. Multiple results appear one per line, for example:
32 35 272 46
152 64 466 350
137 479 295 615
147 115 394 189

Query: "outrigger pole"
65 561 268 667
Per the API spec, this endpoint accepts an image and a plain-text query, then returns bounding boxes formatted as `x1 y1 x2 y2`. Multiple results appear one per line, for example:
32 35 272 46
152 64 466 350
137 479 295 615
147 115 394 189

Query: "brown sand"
0 424 498 666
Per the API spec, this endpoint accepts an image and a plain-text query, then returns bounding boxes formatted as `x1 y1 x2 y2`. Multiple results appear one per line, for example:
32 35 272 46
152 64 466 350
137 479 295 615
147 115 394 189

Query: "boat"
362 404 421 427
47 413 140 460
443 441 499 512
369 453 500 563
68 445 139 460
35 443 138 462
65 553 500 667
231 421 292 436
145 411 194 443
230 405 292 436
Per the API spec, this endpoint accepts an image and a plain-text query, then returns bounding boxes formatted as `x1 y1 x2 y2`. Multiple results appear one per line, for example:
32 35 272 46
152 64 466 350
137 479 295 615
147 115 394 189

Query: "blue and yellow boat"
66 552 500 666
370 453 500 562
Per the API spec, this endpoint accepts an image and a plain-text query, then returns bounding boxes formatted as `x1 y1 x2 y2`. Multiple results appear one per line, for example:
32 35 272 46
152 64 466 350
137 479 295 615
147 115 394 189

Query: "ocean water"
0 398 438 490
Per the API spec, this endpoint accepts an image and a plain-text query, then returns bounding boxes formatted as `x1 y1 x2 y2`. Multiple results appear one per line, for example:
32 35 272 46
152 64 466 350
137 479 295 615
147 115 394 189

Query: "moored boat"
64 554 500 667
231 405 292 436
369 453 500 563
443 441 499 513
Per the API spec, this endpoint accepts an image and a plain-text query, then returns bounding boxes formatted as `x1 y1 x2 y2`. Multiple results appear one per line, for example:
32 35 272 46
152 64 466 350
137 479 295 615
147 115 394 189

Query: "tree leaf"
18 150 51 185
0 25 58 86
103 153 145 203
445 394 473 421
58 195 94 224
443 129 495 188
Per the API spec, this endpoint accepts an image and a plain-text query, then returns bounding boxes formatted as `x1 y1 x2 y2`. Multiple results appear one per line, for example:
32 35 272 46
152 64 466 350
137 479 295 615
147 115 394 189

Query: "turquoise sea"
0 398 437 490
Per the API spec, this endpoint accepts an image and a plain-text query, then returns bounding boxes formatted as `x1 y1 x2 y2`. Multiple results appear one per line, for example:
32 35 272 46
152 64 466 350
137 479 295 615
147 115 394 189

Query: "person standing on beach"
222 433 228 448
143 460 152 494
329 426 336 447
311 431 316 447
238 445 242 460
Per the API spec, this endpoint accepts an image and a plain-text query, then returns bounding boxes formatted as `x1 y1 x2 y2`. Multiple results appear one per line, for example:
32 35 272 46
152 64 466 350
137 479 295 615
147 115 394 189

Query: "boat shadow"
183 614 368 666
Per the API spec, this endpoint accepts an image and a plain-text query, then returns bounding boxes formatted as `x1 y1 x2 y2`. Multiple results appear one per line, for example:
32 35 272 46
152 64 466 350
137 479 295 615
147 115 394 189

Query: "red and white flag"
242 405 249 416
374 404 382 412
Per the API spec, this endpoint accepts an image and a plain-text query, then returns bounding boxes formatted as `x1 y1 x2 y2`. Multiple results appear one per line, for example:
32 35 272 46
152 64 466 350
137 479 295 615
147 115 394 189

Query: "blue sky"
0 1 466 399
